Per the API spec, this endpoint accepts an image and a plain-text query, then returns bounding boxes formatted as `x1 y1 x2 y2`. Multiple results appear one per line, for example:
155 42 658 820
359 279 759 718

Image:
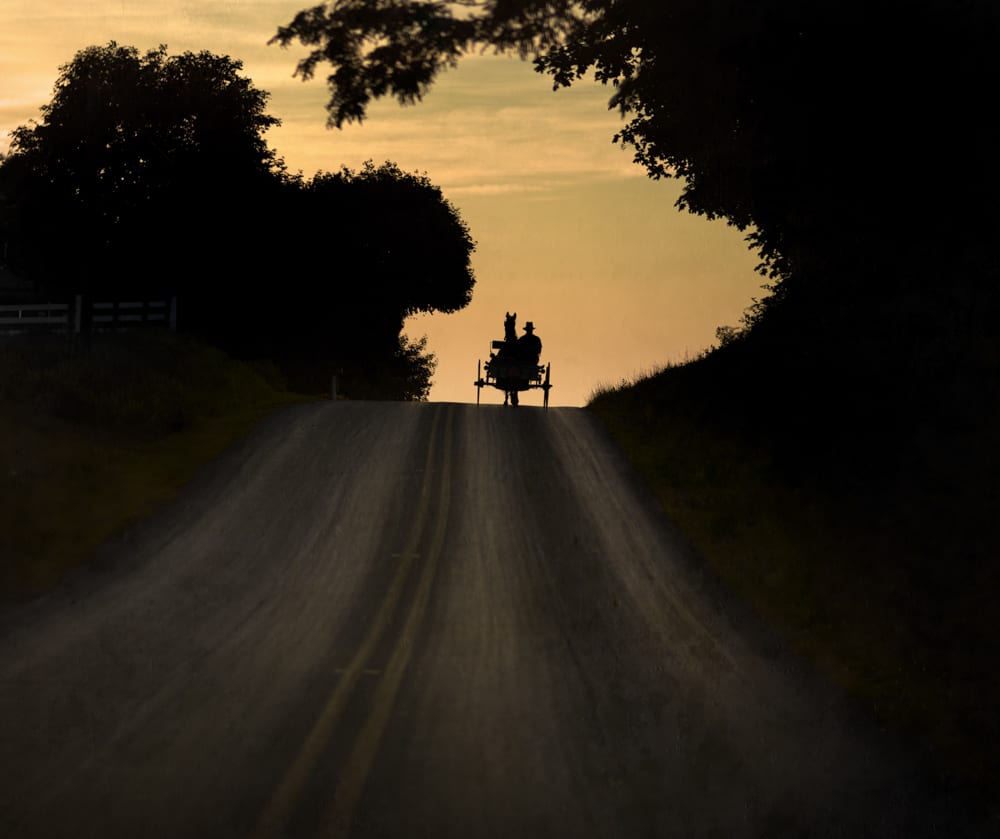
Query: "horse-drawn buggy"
474 312 552 408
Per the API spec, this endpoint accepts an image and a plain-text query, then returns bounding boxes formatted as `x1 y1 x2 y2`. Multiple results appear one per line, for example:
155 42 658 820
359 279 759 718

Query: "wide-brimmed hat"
523 321 535 332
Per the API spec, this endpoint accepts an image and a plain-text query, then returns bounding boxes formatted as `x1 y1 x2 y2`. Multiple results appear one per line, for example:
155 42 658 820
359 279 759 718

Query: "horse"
499 312 518 405
503 311 517 347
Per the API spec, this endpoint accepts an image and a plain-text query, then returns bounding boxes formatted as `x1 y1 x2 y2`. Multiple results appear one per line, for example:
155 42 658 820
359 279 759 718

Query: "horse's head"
503 311 517 341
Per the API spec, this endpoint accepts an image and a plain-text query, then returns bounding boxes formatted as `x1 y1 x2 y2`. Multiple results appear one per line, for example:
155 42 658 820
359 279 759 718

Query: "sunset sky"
1 1 763 406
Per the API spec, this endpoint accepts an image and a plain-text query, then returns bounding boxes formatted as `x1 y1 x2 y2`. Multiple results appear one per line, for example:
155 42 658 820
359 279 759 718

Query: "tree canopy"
304 161 475 316
1 42 282 296
271 0 1000 376
263 160 475 375
0 41 477 398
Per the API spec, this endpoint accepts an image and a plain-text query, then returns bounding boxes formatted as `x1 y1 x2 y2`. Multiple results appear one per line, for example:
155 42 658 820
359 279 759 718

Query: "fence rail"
91 300 170 326
0 302 70 326
0 297 176 334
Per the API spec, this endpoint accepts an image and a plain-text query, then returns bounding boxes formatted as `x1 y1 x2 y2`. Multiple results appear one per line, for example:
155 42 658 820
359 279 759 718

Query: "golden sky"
1 1 763 406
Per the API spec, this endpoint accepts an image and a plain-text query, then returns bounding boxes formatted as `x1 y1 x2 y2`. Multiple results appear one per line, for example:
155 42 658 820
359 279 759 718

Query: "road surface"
0 403 980 837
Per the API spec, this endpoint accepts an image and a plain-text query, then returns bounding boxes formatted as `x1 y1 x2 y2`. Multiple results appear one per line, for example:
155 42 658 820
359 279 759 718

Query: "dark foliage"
229 160 473 394
0 42 476 399
268 161 474 356
271 0 1000 413
0 42 281 299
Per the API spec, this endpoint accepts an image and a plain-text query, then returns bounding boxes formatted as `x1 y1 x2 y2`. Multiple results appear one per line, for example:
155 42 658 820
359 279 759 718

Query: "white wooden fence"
0 296 176 334
0 302 70 330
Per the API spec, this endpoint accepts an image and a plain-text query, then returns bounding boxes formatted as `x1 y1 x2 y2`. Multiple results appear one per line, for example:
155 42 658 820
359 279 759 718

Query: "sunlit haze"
1 1 763 405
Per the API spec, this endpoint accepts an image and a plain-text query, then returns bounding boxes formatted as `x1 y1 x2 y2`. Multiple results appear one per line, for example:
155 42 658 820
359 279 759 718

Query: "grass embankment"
0 330 314 599
588 358 998 810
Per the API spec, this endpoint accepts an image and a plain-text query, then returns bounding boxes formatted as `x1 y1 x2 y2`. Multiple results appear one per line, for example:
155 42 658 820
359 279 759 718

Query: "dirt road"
0 403 977 837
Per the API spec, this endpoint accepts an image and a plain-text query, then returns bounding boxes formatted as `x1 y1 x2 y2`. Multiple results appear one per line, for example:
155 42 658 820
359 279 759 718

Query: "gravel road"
0 402 979 837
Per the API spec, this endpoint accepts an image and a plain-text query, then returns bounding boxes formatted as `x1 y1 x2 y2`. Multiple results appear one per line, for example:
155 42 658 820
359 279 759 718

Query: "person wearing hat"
516 320 542 365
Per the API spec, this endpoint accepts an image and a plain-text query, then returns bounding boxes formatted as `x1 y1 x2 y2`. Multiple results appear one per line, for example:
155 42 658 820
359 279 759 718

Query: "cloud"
264 58 643 193
1 3 639 189
446 183 550 197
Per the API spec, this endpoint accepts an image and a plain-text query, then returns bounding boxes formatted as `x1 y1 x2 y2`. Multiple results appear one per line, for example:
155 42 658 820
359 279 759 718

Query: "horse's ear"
505 311 510 317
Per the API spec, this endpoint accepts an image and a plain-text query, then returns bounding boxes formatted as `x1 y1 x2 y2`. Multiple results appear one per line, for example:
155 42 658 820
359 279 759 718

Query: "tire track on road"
252 406 454 839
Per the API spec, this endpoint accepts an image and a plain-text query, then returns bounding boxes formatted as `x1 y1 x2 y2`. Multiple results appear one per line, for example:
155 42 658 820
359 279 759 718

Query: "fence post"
73 295 82 334
169 297 177 332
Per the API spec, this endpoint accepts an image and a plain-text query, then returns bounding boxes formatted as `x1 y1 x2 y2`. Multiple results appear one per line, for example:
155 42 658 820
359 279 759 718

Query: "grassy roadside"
588 364 999 812
0 330 316 599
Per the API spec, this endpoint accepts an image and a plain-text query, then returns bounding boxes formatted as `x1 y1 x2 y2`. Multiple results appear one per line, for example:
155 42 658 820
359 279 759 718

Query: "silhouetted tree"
393 333 438 401
256 161 474 391
271 0 1000 383
342 333 438 400
0 42 282 302
0 43 477 399
298 161 474 349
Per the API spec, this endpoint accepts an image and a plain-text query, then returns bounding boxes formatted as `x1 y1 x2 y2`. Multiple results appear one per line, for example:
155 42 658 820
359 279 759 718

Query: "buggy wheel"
543 363 551 410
